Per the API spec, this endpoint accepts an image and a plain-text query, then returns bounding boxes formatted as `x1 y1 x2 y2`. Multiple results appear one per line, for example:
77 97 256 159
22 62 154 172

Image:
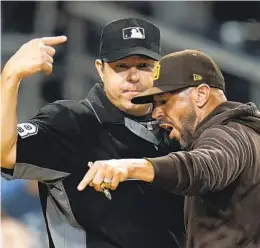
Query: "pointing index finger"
77 163 98 191
41 36 67 46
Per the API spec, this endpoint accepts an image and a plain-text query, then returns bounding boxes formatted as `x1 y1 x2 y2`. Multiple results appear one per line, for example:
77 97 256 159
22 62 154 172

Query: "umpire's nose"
127 66 140 83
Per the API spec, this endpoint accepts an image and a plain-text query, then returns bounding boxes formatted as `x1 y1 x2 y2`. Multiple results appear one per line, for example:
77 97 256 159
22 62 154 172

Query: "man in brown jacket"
78 49 260 248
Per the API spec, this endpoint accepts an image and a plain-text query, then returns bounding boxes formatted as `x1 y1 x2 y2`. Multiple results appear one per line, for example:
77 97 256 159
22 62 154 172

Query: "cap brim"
131 85 175 104
102 47 161 62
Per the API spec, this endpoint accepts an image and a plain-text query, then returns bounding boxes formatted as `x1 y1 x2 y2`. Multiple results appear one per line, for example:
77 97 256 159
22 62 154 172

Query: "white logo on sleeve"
122 27 145 39
17 123 38 139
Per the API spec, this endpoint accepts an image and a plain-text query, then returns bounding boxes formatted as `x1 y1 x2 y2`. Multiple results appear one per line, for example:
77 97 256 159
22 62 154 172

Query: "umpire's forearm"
1 68 20 168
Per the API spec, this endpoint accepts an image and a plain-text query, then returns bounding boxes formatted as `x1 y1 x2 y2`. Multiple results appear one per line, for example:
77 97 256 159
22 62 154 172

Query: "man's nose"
152 106 165 120
127 67 140 83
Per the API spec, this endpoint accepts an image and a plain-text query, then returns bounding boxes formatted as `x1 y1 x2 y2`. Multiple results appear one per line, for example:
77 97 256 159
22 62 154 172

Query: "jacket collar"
85 84 159 145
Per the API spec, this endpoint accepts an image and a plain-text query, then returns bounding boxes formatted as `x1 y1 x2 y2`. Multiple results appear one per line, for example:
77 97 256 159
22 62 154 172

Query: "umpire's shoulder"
51 99 92 114
40 99 92 116
32 99 95 129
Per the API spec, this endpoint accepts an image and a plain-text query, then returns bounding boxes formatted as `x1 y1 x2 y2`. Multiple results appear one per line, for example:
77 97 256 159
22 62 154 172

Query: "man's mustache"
157 118 173 126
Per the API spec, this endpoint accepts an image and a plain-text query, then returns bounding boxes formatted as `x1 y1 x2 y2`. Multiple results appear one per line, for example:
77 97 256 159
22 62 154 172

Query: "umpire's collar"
86 83 153 124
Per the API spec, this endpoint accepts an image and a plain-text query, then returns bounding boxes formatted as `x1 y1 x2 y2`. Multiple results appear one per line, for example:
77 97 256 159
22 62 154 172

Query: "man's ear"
195 84 210 108
95 59 104 81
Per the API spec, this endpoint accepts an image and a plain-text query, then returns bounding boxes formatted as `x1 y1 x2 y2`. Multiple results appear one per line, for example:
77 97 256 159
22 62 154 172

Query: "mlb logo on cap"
122 27 145 40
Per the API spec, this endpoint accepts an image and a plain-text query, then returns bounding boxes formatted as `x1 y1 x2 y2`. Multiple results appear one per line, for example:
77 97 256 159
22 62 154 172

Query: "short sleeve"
1 101 84 182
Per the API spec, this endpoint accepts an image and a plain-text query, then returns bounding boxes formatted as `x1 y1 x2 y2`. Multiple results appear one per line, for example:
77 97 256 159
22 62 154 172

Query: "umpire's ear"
95 59 105 82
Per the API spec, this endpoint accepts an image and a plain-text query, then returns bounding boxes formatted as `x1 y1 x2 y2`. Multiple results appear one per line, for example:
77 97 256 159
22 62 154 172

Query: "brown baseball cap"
131 49 225 104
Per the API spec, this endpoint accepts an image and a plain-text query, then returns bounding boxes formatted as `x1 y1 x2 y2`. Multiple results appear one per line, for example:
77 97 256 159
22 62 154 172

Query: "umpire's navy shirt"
2 84 184 248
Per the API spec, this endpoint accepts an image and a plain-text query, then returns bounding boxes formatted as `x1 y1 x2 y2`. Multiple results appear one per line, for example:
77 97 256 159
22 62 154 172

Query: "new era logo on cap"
122 27 145 40
193 74 203 81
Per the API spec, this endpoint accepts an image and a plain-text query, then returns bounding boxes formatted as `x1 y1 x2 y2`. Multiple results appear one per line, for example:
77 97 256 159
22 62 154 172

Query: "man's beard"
179 129 193 150
178 110 197 150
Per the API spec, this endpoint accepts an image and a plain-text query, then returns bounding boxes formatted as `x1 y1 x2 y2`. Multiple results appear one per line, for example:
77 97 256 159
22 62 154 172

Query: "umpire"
1 18 184 248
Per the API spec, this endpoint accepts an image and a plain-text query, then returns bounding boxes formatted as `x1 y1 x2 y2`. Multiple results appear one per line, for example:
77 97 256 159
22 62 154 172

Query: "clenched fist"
3 35 67 81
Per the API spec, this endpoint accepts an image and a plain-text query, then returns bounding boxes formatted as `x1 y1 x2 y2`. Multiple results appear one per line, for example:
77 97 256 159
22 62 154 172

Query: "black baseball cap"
99 17 161 62
132 49 225 104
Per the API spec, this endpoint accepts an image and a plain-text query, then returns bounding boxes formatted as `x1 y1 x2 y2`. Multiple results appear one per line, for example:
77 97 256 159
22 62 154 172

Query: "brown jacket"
148 101 260 248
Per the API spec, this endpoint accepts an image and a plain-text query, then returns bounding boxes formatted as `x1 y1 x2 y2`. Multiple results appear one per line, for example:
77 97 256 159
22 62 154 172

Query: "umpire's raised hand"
3 36 67 80
1 35 67 169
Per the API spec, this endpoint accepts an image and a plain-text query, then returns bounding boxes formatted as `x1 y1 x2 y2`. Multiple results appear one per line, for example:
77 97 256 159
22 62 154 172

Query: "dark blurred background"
1 1 260 247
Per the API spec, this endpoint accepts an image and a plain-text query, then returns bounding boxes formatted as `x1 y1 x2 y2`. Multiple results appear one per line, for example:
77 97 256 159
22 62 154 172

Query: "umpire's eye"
116 63 129 70
136 63 153 71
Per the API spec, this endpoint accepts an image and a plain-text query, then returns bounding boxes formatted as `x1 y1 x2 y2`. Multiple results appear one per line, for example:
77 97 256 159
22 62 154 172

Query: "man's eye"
154 100 167 108
160 100 167 105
